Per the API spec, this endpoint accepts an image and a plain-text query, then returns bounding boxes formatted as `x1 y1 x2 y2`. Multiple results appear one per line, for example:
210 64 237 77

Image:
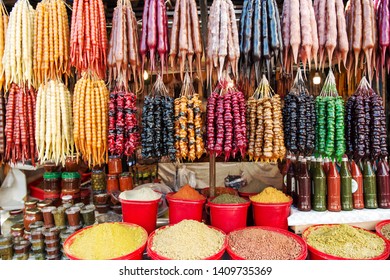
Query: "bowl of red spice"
166 185 206 225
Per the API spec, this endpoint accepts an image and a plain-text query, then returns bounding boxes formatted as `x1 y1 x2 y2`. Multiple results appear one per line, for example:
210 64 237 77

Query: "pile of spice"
171 185 205 201
211 194 247 204
380 223 390 241
66 223 147 260
305 224 386 259
150 220 225 260
119 188 162 201
201 187 237 197
250 187 291 203
228 228 303 260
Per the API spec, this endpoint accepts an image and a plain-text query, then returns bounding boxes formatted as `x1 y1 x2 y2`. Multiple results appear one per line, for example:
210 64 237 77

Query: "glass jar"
106 174 119 193
1 209 23 236
24 209 43 231
61 172 81 191
37 200 53 210
65 155 80 172
24 200 38 213
80 205 96 226
119 172 133 192
108 156 122 175
43 161 60 172
91 170 106 193
43 172 62 193
0 244 14 260
10 224 24 239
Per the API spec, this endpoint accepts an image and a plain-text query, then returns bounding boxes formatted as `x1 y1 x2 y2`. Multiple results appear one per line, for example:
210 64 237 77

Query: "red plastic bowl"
147 224 227 260
302 224 390 260
375 220 390 242
63 222 148 260
226 226 307 260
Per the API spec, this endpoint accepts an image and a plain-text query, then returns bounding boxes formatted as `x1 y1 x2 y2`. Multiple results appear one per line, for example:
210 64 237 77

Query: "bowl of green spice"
303 224 390 260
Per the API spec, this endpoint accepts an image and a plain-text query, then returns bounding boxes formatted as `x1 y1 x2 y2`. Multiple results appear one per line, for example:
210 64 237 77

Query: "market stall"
0 0 390 261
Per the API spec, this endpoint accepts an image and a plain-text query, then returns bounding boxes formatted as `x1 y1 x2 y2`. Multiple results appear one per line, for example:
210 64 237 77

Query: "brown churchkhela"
107 0 143 92
169 0 203 81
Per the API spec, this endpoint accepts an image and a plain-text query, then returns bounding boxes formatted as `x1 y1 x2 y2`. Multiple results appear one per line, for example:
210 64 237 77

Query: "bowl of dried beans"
227 226 307 260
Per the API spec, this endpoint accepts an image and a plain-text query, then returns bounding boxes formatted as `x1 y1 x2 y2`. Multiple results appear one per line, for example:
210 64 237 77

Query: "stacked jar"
61 172 81 204
0 235 13 260
43 227 61 260
30 227 45 260
107 155 122 193
43 172 62 206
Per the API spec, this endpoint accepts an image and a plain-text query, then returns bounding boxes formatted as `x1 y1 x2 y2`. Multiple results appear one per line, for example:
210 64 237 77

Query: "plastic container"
0 244 14 260
120 197 161 234
42 206 56 228
166 193 206 225
302 224 390 260
146 225 227 260
13 240 31 254
45 239 60 249
226 226 307 260
207 199 251 234
250 197 292 230
63 222 148 260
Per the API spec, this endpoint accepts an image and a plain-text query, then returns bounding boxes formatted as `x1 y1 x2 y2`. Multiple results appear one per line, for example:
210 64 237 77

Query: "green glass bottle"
363 160 378 209
312 157 327 211
340 156 353 211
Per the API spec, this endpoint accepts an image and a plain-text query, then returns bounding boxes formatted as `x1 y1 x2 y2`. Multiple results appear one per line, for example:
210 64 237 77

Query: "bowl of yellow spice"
249 187 292 230
63 222 148 260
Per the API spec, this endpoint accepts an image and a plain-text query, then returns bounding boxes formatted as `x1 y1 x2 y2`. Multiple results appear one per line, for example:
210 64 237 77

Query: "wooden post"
209 154 216 198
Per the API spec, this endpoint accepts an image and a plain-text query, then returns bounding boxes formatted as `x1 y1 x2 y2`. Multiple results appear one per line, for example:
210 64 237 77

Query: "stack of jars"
43 172 62 206
0 236 13 260
61 172 82 204
43 227 61 260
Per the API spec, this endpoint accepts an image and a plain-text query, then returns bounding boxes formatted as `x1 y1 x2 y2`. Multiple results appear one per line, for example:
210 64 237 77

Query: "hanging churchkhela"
247 75 286 162
141 76 175 161
345 76 388 160
206 78 247 161
239 0 283 82
283 69 316 156
174 73 205 161
315 69 345 161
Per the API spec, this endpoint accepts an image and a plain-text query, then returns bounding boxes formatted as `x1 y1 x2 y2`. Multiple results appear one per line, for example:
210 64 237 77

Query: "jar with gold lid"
24 200 38 213
24 208 43 231
37 200 53 210
10 224 25 239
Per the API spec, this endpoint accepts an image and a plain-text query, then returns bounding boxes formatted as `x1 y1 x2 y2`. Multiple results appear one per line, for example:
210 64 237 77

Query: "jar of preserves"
108 155 122 175
24 200 38 212
119 172 133 192
65 206 81 227
91 170 106 194
43 172 62 193
65 155 80 172
106 174 119 193
24 209 43 231
37 200 53 210
61 172 81 191
10 224 24 239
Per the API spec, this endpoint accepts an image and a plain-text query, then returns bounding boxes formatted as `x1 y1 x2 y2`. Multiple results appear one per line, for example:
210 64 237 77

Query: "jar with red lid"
24 208 43 231
108 156 122 175
43 172 62 193
65 155 80 172
61 172 81 191
106 174 119 193
119 172 133 192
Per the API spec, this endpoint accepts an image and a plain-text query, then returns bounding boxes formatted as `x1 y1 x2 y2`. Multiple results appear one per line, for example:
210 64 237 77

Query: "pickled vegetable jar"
91 170 106 193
